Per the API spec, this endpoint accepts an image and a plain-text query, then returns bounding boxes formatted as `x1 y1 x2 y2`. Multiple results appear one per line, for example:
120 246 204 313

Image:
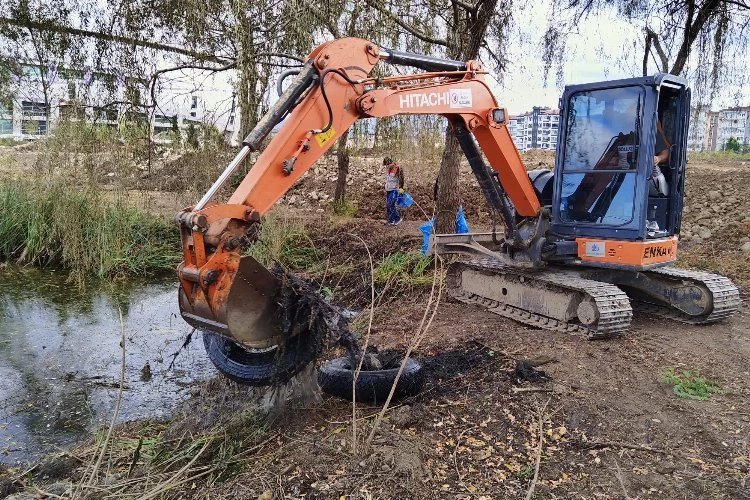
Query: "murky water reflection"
0 266 215 464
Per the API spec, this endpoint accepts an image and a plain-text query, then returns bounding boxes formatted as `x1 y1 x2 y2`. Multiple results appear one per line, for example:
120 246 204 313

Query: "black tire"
202 330 320 386
317 357 424 403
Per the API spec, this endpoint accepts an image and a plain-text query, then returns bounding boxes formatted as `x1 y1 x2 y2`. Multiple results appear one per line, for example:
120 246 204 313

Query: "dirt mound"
279 150 554 225
677 165 750 284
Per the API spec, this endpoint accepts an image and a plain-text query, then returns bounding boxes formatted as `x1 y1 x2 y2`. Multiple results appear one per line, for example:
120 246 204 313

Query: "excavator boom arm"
218 40 539 220
175 38 542 376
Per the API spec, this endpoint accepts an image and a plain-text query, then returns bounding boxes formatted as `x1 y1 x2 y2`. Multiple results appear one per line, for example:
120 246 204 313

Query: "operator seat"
648 164 669 197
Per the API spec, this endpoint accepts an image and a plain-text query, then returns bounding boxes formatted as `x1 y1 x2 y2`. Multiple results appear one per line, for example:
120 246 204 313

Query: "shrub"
372 251 434 286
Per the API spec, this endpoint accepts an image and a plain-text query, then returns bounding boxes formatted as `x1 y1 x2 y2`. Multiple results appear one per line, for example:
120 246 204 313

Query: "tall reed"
0 180 180 282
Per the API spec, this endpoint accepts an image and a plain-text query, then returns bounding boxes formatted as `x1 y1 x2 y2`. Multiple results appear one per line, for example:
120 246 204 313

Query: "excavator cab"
548 74 690 268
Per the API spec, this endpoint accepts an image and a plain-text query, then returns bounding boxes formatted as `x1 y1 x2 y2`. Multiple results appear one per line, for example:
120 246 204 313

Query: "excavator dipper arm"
175 38 541 384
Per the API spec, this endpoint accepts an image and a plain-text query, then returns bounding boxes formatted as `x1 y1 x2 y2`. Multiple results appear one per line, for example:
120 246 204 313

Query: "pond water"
0 266 215 464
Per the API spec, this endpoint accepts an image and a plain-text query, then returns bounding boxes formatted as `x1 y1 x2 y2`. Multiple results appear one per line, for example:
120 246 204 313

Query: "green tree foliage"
724 136 741 152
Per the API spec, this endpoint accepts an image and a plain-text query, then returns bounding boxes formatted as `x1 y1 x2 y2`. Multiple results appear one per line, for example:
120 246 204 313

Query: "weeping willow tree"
353 0 515 232
542 1 750 102
133 0 314 138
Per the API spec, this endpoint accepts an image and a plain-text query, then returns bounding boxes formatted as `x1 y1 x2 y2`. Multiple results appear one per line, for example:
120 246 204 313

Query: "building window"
190 96 198 118
21 101 47 115
0 118 12 134
22 119 46 135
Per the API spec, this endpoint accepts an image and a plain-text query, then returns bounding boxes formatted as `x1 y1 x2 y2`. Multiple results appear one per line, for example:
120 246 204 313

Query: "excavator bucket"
178 255 283 348
178 255 325 385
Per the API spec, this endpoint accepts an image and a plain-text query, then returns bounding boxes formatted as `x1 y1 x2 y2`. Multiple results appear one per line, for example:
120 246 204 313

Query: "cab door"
551 82 652 241
650 81 690 237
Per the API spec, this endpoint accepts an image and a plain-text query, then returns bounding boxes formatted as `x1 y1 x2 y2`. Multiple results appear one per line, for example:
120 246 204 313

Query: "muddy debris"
419 341 497 379
511 359 550 383
271 265 361 363
140 362 152 381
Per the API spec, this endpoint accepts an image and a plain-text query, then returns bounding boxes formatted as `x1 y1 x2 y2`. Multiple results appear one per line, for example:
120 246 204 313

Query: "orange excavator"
175 38 740 384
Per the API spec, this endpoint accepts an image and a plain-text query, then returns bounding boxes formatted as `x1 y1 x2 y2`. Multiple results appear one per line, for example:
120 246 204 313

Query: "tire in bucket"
202 330 320 386
317 356 425 403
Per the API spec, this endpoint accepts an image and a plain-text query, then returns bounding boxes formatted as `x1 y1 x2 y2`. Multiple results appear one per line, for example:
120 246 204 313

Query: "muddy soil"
3 150 750 498
146 297 749 499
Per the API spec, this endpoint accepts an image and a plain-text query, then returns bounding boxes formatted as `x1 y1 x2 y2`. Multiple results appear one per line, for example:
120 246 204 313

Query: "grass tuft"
658 367 720 400
245 214 321 270
688 150 750 162
333 196 358 217
373 251 434 286
0 180 180 283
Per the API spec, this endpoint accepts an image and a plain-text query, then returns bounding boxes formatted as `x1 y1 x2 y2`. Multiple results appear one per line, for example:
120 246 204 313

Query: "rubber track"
448 259 633 339
632 266 741 324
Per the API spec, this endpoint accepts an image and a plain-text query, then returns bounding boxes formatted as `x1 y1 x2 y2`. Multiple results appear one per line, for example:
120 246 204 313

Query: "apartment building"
716 106 750 150
0 63 236 143
505 102 747 153
687 106 711 151
507 106 559 152
687 105 750 151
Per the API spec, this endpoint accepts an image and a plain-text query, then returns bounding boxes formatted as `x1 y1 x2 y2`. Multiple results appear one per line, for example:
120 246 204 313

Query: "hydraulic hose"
277 68 301 97
242 60 317 151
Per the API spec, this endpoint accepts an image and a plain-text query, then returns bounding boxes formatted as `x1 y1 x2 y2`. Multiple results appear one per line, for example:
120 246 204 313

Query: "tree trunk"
238 62 260 140
334 132 350 203
432 0 499 233
434 127 462 232
233 2 260 140
670 0 721 76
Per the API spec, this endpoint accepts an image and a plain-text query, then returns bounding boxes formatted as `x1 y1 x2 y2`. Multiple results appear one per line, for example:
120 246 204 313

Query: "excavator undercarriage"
444 255 741 338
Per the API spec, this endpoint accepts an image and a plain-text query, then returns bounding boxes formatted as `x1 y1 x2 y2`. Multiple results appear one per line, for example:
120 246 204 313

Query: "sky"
156 2 750 128
495 2 750 115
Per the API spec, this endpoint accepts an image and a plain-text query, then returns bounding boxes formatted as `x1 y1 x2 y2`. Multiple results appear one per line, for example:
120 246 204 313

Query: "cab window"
560 86 644 225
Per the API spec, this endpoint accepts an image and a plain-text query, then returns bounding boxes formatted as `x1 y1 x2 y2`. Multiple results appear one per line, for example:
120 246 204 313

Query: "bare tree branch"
148 61 237 113
364 0 448 46
722 0 750 9
646 27 669 72
450 0 479 12
642 29 652 76
256 52 305 63
0 16 231 64
671 0 722 75
481 40 505 71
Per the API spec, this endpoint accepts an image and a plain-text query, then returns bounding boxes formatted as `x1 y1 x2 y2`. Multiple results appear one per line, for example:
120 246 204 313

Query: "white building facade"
687 105 750 151
0 63 236 143
716 107 750 150
507 106 559 152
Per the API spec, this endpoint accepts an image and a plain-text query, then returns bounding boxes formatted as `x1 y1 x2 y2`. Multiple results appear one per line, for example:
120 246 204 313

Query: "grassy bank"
0 180 180 282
